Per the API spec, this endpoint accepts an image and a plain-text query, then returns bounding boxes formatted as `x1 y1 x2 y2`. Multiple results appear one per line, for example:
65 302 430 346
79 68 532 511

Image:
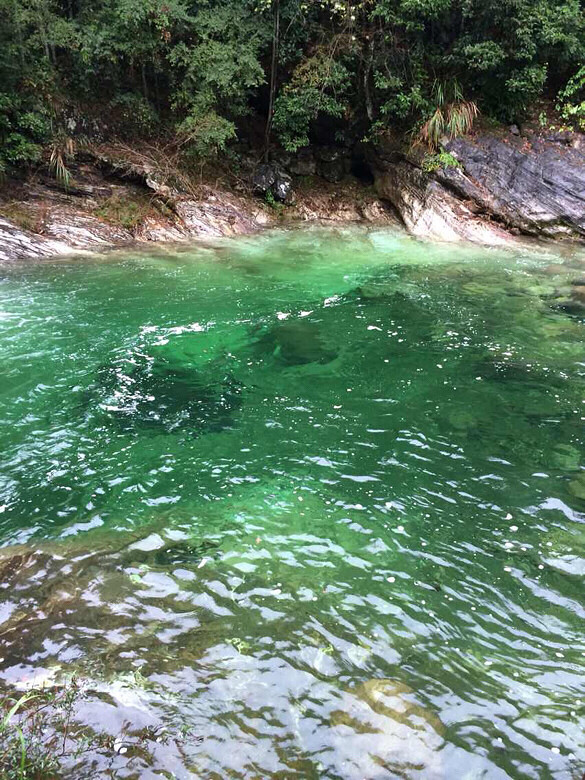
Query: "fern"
422 150 462 173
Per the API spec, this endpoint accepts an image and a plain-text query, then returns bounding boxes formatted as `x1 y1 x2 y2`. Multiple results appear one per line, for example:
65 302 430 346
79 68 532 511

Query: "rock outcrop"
372 157 514 245
0 145 395 261
442 134 585 238
4 128 583 260
0 218 73 261
371 129 585 244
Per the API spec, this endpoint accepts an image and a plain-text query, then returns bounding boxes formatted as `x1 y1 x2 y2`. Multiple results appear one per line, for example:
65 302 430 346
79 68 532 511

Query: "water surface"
1 227 585 778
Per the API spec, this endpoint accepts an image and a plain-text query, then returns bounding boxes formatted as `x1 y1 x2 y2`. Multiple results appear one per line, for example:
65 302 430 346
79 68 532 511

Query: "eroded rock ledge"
0 148 395 262
3 128 585 260
371 129 585 245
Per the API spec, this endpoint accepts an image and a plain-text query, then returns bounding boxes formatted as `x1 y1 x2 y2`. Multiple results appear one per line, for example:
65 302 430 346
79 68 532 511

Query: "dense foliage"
0 0 584 172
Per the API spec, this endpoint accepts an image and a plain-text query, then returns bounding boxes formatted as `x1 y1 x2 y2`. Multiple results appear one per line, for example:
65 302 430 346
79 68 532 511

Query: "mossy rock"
550 443 580 472
569 472 585 500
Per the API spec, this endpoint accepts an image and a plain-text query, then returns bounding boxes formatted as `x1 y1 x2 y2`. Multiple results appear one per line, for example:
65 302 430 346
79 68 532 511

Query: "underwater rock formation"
329 678 445 778
252 318 338 367
94 348 244 435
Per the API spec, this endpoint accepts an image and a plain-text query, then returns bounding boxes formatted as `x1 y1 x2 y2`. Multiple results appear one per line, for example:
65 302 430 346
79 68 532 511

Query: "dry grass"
93 141 207 199
0 201 46 234
91 138 258 202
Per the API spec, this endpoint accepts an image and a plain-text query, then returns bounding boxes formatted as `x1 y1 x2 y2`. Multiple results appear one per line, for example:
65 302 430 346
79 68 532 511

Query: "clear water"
1 227 585 778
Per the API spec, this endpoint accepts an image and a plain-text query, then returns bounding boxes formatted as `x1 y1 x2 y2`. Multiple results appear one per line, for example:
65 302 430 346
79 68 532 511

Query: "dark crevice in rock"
350 155 375 185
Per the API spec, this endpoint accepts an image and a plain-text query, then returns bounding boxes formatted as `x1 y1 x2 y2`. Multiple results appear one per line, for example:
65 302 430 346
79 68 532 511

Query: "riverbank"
0 144 396 261
1 124 584 261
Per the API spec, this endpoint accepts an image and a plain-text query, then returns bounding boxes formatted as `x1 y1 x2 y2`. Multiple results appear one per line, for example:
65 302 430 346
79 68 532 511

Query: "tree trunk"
263 0 280 161
364 36 374 122
142 65 149 100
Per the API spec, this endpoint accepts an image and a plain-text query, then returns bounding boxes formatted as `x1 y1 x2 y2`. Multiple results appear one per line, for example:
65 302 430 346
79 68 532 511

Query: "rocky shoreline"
1 126 584 261
0 146 395 262
371 128 585 245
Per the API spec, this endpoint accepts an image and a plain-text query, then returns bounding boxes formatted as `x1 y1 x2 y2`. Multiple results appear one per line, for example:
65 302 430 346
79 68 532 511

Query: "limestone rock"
174 194 259 237
373 160 514 245
371 130 585 243
0 217 72 261
442 134 585 239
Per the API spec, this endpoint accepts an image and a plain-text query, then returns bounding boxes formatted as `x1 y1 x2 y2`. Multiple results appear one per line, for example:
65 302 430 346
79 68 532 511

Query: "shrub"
557 65 585 130
416 81 479 151
422 150 462 173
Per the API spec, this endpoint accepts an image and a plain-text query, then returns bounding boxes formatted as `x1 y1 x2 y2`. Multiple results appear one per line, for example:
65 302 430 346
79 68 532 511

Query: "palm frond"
49 147 72 188
416 80 479 151
48 133 79 189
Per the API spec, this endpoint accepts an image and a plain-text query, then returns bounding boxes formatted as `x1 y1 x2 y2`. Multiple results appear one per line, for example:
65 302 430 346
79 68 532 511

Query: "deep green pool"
1 227 585 778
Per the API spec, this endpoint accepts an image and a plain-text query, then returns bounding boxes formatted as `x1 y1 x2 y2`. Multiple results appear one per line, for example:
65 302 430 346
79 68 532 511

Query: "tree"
0 0 584 173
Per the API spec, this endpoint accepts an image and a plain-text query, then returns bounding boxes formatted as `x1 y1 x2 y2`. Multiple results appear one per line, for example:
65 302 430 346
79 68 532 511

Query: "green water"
1 227 585 778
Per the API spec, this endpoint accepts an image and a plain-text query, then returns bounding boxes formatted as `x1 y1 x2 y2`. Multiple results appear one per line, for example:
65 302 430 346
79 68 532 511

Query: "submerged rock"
551 443 581 472
125 537 219 567
446 408 478 433
551 299 585 318
542 264 569 276
328 678 444 778
95 351 244 435
569 473 585 501
570 285 585 303
253 319 338 366
474 356 562 387
354 280 401 301
355 678 444 734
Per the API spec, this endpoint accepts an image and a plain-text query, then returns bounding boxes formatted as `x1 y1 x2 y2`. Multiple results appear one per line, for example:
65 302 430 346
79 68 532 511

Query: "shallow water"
1 227 585 778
